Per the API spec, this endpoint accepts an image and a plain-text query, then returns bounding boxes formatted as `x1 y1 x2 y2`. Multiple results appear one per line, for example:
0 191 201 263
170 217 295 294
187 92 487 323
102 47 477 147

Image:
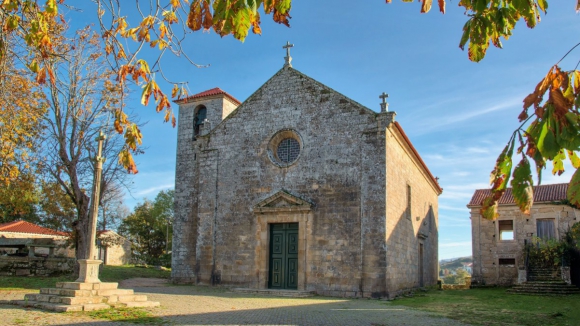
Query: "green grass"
393 288 580 326
70 307 164 324
0 265 171 291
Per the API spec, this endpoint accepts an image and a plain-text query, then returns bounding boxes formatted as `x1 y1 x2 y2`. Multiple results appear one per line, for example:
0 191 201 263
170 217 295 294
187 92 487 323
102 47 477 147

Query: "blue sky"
72 2 579 260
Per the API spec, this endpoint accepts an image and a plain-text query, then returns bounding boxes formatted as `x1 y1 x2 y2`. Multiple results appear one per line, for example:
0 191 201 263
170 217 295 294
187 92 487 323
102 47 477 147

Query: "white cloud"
440 241 472 248
133 184 174 196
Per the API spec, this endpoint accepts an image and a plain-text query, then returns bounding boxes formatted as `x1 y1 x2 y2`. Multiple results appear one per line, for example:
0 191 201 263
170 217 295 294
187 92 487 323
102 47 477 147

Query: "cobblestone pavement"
0 283 469 326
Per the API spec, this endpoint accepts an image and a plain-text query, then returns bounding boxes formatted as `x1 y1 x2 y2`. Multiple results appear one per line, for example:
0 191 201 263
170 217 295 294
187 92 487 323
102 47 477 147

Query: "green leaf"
567 168 580 208
511 156 534 214
459 20 472 50
536 115 560 159
552 149 566 176
232 7 251 41
490 139 515 191
569 150 580 169
474 0 488 12
537 0 548 13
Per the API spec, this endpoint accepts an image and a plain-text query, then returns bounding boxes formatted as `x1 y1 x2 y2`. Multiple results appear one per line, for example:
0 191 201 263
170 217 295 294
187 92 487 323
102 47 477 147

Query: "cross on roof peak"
283 41 294 67
379 92 389 113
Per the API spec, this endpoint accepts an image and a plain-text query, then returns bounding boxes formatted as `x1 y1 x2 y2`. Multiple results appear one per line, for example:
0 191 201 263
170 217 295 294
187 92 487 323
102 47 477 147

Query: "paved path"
0 279 469 325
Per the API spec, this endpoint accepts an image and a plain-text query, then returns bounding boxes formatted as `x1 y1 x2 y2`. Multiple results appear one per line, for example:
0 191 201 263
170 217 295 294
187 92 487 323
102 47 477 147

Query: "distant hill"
440 256 472 270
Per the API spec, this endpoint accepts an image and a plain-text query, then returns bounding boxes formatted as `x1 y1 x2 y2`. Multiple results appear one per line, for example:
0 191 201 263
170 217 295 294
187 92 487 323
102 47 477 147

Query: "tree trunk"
72 194 90 277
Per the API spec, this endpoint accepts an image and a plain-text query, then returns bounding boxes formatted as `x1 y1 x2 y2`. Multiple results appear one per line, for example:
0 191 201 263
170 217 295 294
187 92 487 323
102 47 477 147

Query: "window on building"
498 220 514 240
536 219 556 240
499 258 515 265
193 106 207 137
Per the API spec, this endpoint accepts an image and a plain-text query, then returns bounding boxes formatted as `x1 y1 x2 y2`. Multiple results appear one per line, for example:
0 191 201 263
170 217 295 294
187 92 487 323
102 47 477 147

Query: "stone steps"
231 288 315 298
507 282 579 296
13 281 160 312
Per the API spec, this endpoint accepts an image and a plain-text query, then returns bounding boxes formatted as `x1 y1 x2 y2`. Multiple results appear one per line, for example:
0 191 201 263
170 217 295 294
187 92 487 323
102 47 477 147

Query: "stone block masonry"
172 65 441 299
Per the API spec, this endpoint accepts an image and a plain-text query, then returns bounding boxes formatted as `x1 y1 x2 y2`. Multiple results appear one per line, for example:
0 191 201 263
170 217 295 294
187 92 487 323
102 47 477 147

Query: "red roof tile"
173 87 241 105
0 220 69 236
467 183 568 207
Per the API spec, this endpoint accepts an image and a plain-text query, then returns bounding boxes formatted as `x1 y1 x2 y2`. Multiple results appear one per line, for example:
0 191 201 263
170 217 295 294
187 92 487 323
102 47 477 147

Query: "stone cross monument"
379 92 389 113
283 41 294 67
76 130 106 283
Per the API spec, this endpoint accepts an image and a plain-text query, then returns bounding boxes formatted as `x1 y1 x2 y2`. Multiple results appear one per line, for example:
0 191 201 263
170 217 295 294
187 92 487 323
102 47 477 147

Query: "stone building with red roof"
0 221 131 265
467 183 578 286
172 55 442 298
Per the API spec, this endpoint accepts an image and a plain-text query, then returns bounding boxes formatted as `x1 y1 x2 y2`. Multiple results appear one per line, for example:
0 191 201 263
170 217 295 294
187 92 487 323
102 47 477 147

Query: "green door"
268 223 298 289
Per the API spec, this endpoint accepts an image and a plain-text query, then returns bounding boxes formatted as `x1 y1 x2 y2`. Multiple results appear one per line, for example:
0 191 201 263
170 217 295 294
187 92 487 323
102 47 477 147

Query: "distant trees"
443 269 470 285
118 190 174 266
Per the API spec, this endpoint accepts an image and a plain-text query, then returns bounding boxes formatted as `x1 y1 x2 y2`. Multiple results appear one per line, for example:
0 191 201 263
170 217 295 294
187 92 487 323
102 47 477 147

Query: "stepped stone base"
508 281 580 296
231 288 315 298
12 281 160 312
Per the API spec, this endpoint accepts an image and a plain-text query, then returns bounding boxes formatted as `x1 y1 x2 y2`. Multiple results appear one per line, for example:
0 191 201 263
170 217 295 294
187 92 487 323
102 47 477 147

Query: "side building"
468 183 578 286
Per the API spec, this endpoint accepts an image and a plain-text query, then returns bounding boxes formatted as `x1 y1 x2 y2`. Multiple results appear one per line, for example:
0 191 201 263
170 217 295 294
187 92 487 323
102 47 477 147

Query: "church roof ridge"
174 87 241 105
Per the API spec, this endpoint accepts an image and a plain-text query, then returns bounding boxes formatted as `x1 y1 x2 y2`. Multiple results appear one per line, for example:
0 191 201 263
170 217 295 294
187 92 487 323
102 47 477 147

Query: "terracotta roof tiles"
467 183 568 207
173 87 241 105
0 220 69 236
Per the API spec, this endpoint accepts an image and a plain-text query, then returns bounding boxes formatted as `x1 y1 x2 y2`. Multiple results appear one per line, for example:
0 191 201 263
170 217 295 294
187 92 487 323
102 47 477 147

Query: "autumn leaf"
511 156 534 215
568 168 580 208
481 196 499 220
421 0 432 13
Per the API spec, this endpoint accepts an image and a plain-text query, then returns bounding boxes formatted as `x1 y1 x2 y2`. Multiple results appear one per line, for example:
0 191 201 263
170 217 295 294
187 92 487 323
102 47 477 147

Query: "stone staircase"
13 281 160 312
231 288 315 298
508 268 579 296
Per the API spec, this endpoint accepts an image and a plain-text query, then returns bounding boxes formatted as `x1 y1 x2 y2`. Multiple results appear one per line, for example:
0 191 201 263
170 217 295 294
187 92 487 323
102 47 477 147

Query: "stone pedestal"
561 266 571 285
517 269 527 284
75 259 102 283
14 281 160 312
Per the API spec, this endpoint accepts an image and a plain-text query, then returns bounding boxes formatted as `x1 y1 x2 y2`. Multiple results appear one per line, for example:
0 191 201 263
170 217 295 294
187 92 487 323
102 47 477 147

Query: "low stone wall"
0 256 75 276
439 277 472 290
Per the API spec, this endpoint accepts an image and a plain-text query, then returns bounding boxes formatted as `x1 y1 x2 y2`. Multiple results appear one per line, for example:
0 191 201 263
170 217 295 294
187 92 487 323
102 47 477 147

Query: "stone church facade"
171 62 442 298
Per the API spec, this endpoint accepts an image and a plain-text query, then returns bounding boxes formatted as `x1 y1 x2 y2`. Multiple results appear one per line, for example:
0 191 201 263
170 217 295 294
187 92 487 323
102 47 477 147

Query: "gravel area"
0 279 469 325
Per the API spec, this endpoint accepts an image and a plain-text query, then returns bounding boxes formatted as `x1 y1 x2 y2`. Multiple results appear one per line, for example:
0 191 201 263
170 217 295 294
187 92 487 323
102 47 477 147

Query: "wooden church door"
268 223 298 289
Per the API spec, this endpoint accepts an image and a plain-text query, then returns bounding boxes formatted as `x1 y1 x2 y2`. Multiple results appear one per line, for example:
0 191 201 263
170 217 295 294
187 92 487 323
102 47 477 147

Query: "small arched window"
193 105 207 138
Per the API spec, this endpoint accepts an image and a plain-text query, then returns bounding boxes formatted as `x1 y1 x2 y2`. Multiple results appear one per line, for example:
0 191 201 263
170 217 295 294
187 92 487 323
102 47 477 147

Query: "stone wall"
0 256 75 276
385 125 440 297
172 66 439 298
470 204 578 286
0 232 74 257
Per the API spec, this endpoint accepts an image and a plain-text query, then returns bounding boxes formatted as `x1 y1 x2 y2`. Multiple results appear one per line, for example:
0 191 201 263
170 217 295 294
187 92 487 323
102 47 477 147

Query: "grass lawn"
0 265 171 291
393 287 580 326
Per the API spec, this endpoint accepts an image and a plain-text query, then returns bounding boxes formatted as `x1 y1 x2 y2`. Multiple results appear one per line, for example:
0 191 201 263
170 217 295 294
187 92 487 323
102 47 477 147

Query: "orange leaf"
421 0 432 13
36 67 47 84
438 0 445 13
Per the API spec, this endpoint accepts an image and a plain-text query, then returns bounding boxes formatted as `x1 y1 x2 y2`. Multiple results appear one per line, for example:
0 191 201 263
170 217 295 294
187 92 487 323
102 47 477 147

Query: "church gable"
254 190 313 213
207 66 389 136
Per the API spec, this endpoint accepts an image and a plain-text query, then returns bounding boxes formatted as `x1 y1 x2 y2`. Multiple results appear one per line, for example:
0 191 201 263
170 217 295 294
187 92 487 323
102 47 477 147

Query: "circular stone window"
268 129 303 167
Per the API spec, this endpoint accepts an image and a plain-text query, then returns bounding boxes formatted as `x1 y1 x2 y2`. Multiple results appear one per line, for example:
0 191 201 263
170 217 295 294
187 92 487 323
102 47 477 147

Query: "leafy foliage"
1 0 293 175
526 237 570 269
442 268 470 285
118 190 174 266
1 0 577 217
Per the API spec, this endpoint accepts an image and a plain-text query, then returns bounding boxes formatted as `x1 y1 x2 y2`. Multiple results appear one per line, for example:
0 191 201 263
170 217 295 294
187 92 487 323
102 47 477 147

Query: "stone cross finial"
379 92 389 113
283 41 294 67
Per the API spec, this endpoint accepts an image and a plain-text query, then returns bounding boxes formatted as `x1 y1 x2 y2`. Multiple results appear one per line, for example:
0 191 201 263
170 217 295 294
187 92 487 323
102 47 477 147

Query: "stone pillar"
517 269 527 284
49 247 55 258
561 266 571 285
76 130 106 283
28 247 35 257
